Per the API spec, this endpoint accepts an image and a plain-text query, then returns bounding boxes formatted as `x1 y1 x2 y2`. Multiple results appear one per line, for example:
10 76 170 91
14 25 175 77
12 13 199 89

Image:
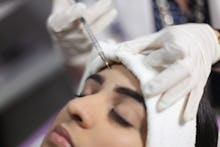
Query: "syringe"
80 17 111 69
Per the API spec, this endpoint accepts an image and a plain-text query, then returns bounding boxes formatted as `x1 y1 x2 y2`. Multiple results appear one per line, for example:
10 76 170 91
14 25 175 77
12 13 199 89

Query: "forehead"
97 65 141 93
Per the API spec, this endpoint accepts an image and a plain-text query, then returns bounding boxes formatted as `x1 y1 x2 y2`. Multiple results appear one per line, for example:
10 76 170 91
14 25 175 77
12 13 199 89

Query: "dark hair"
195 77 219 147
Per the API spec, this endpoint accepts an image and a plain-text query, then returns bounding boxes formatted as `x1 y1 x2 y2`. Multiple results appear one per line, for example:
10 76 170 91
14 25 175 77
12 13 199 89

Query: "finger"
183 84 204 122
48 3 86 32
69 3 87 20
118 32 162 54
52 0 75 13
157 77 192 111
85 0 113 24
143 59 190 97
90 9 117 34
144 46 184 67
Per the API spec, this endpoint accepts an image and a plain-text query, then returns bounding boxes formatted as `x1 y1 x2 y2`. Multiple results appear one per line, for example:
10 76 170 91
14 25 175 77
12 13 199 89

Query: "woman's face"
41 65 147 147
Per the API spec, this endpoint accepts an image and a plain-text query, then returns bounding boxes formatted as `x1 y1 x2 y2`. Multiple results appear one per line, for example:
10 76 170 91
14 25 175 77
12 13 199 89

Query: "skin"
41 64 147 147
176 0 189 16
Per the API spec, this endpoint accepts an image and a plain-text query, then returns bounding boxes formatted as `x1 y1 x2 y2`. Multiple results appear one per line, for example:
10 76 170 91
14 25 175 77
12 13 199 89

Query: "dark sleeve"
210 61 220 107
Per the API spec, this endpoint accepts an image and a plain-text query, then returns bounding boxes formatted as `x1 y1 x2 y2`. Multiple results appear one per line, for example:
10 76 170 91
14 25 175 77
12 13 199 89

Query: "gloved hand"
117 24 220 121
47 0 117 66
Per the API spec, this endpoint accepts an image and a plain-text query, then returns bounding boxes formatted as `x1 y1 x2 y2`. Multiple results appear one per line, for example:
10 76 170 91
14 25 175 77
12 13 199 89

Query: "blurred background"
0 0 75 146
0 0 219 146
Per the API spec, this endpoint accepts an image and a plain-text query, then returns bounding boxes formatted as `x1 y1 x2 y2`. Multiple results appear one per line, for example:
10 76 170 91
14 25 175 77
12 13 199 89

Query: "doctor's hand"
47 0 117 65
121 24 220 121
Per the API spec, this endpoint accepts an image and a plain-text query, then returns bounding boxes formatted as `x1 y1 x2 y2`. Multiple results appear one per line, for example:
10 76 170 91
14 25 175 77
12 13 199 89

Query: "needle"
80 17 111 69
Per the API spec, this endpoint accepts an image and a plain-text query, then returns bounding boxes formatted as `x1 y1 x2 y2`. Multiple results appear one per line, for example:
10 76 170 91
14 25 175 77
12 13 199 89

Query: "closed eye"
110 109 133 128
74 94 85 98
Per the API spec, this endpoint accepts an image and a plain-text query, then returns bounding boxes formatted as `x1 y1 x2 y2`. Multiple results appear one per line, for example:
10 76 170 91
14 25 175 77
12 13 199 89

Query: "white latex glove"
118 24 220 121
47 0 117 66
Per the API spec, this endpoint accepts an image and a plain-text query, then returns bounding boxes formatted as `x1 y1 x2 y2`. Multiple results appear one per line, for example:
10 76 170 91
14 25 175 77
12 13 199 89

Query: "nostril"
71 114 82 122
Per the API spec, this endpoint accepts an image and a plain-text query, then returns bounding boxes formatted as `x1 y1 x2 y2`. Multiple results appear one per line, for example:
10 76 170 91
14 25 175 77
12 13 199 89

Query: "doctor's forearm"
215 30 220 44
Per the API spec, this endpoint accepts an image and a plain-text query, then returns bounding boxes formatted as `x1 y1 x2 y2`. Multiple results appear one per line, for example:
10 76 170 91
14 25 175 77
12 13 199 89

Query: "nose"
66 94 105 129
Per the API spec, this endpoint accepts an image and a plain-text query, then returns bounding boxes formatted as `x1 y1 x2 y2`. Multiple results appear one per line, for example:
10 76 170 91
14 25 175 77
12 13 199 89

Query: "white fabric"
76 24 220 147
218 132 220 147
47 0 117 66
146 94 196 147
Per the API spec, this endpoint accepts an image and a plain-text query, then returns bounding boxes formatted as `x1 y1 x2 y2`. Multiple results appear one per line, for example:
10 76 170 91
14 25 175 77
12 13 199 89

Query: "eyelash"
74 94 85 98
110 109 132 128
74 94 133 128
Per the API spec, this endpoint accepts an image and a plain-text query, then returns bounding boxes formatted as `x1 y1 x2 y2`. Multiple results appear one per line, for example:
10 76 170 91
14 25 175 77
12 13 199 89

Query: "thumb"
157 77 192 111
52 0 75 13
90 9 117 34
143 59 190 97
117 32 162 54
48 3 86 32
183 84 204 122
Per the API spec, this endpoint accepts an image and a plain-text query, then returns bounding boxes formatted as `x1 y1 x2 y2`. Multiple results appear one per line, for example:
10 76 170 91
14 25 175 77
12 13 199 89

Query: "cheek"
88 126 144 147
50 107 68 129
44 106 69 138
41 106 68 146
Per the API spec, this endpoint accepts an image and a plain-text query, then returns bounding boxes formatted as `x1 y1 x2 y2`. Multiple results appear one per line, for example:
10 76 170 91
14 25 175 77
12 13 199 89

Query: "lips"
49 125 74 147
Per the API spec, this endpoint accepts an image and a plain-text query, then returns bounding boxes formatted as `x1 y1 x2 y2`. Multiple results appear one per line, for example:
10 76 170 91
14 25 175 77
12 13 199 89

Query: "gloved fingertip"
111 9 118 17
89 8 118 34
106 39 116 44
99 0 112 8
183 113 194 122
47 15 63 33
105 0 112 5
183 106 198 122
143 82 159 97
157 99 170 112
75 2 87 12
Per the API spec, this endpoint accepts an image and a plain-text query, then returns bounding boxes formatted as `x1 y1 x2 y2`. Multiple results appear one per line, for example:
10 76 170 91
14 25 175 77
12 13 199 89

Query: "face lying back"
41 64 147 147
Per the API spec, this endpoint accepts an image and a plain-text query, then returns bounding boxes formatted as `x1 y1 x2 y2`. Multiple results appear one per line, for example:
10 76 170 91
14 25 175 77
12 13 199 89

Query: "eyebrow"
87 74 146 109
87 74 104 84
115 87 146 109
